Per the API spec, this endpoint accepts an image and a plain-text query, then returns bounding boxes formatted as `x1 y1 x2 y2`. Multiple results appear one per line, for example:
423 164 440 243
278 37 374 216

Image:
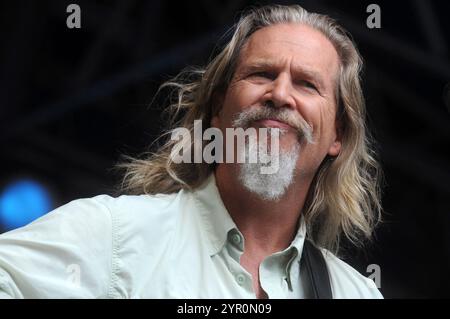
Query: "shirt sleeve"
0 195 113 298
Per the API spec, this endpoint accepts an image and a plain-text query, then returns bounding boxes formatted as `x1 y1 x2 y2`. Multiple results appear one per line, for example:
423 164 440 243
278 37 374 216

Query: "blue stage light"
0 179 53 231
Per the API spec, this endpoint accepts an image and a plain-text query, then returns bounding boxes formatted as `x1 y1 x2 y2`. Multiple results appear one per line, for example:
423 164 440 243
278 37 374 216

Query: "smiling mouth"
254 118 293 130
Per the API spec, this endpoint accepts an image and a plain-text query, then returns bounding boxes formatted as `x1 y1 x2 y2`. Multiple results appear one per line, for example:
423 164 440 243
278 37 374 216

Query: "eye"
298 80 318 92
249 71 275 80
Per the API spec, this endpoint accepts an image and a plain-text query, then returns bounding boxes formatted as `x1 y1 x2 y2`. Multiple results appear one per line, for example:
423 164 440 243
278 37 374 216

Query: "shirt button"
231 233 241 245
236 274 246 286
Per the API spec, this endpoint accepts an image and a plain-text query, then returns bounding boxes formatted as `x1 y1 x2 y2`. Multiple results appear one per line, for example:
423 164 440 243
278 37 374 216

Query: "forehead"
238 23 340 83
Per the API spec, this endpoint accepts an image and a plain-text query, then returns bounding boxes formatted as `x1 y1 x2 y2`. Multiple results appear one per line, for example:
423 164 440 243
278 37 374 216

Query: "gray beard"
238 139 300 201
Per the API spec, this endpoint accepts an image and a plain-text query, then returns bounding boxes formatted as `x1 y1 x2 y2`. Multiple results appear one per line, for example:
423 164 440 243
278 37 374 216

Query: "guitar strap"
300 240 333 299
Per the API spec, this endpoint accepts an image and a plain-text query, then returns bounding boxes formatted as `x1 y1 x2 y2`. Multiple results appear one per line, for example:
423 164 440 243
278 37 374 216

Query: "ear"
327 119 342 157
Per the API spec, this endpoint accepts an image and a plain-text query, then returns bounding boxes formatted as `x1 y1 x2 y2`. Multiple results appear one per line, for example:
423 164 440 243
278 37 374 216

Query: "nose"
264 73 296 109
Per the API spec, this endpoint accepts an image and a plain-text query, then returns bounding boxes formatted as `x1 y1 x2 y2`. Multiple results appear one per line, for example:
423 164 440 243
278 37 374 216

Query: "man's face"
212 23 342 179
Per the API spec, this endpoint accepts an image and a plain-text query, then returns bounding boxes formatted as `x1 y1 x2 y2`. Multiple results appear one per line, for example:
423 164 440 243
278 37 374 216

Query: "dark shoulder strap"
300 239 333 299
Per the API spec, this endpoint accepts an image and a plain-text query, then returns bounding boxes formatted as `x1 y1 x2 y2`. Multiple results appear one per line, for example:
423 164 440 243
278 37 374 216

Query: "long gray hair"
119 4 383 252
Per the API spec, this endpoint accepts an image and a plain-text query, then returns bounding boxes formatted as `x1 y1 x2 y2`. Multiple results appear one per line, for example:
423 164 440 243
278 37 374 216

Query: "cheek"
228 82 262 106
296 100 338 171
302 99 336 140
221 82 265 124
319 106 338 141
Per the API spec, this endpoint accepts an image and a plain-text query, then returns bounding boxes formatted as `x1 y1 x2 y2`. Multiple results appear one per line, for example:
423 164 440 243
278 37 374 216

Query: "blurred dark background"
0 0 449 298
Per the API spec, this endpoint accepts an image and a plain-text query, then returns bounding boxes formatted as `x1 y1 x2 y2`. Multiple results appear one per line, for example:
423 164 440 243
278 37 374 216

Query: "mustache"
231 106 314 144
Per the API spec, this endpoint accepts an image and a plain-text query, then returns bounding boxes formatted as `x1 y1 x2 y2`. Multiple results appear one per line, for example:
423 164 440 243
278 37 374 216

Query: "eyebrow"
240 59 327 89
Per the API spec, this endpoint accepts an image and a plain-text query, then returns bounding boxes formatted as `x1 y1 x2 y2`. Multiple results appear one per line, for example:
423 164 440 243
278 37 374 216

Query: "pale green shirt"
0 174 382 298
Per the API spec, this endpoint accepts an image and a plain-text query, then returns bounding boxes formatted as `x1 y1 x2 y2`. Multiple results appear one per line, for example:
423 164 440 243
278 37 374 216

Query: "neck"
214 164 312 256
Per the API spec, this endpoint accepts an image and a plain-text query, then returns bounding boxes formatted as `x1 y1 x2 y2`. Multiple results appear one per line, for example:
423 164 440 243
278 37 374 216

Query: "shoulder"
94 192 182 215
54 191 183 220
93 191 186 229
5 195 115 241
0 192 189 298
320 248 383 299
17 191 185 243
89 191 193 252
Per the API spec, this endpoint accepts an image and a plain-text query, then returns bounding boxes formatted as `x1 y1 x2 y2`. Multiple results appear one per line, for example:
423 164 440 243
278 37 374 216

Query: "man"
0 5 382 298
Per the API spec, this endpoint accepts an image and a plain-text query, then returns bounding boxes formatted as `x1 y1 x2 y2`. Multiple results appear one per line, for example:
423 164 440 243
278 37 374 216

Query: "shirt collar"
193 173 237 256
193 173 307 257
290 215 307 254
